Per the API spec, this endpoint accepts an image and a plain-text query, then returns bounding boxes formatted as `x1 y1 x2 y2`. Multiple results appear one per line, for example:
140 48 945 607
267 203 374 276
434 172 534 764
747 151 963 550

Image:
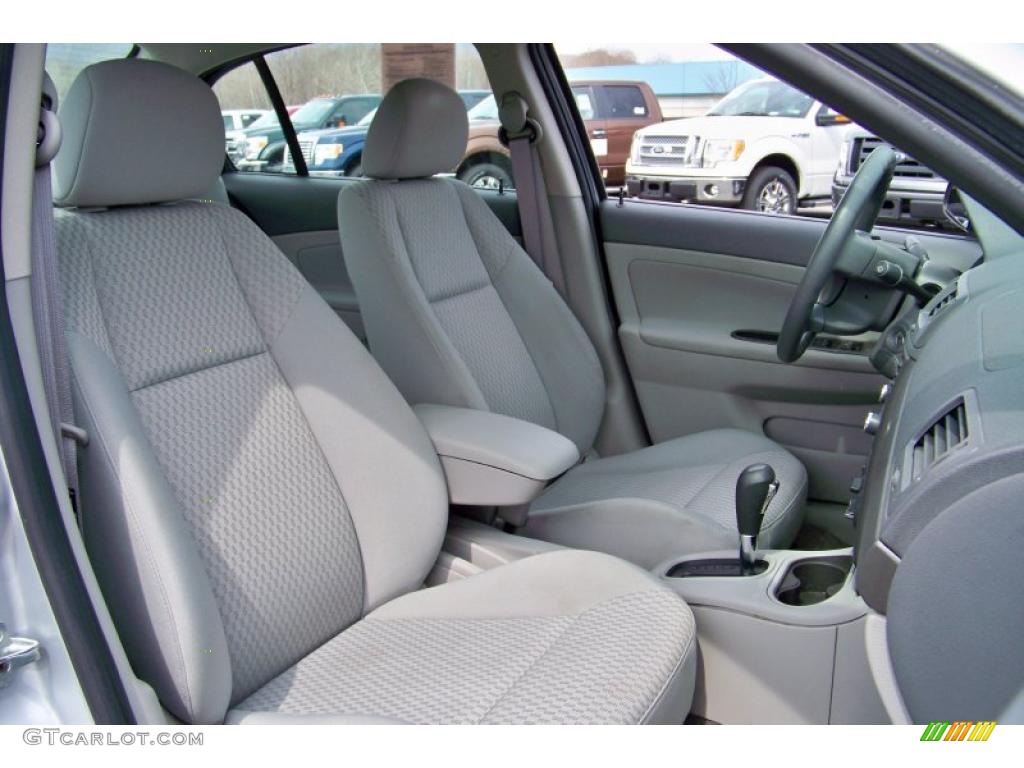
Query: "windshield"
247 111 281 130
708 80 814 118
358 107 377 126
468 94 499 121
290 98 337 125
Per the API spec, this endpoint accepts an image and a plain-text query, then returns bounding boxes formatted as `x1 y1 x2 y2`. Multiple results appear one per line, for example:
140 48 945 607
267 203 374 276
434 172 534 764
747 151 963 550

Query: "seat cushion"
228 550 697 724
525 429 807 568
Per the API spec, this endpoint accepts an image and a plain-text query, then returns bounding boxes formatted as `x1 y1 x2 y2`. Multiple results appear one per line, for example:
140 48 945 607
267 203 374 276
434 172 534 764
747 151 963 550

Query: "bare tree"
561 48 638 68
456 51 490 90
702 62 740 96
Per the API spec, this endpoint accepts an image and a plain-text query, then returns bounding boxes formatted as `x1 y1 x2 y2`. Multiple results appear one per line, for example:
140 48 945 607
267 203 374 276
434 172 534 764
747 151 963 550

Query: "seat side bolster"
69 333 232 724
337 183 490 412
269 284 449 613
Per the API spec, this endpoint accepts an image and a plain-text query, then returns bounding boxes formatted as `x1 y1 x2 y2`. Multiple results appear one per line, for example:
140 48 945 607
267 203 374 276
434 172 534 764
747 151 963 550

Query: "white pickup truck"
625 78 851 215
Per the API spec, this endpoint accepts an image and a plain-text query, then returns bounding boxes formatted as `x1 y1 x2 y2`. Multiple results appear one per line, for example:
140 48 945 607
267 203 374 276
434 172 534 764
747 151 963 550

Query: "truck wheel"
459 162 513 191
743 166 797 215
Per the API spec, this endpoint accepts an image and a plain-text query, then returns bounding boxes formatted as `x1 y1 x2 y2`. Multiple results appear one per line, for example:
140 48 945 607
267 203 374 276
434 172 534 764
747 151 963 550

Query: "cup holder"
774 555 853 606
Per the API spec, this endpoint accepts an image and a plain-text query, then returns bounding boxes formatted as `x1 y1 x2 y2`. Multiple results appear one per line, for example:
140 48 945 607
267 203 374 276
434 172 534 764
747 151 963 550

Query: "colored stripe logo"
921 721 996 741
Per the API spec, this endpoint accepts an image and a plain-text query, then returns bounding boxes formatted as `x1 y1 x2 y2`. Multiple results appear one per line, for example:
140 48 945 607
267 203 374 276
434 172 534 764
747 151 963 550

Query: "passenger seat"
49 59 697 724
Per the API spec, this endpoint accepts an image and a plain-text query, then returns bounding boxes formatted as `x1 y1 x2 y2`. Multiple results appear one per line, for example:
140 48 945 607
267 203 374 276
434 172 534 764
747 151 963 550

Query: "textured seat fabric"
230 551 696 724
339 79 806 564
52 59 697 725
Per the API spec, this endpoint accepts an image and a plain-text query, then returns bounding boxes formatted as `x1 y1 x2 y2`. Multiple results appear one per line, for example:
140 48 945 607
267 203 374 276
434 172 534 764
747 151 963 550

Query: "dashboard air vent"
911 399 968 481
926 283 959 320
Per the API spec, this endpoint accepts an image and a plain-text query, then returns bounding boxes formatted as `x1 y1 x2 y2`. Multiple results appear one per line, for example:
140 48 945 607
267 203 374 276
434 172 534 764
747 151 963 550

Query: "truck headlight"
245 136 269 159
630 135 642 164
313 143 345 166
702 139 745 168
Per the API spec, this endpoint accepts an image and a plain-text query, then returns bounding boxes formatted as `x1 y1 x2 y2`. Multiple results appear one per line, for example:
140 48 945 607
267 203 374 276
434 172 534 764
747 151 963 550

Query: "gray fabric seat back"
53 59 448 724
340 79 606 454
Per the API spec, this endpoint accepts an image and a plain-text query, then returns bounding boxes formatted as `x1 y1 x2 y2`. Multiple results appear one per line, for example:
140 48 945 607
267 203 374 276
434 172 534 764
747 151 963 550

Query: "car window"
604 84 648 118
554 44 952 230
468 94 499 121
572 87 596 120
212 44 512 188
222 115 234 130
240 112 263 128
44 43 133 105
707 79 814 118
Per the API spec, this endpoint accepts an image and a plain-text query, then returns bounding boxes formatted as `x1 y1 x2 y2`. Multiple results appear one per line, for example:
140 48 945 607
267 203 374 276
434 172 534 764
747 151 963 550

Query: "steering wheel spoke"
777 146 898 363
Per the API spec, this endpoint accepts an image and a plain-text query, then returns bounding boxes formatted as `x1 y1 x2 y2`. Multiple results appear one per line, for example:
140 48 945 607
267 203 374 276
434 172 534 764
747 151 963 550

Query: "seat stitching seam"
130 349 266 394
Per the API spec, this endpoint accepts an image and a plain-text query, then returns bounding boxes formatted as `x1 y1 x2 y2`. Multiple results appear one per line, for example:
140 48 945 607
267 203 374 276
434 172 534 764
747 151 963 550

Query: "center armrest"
414 404 580 506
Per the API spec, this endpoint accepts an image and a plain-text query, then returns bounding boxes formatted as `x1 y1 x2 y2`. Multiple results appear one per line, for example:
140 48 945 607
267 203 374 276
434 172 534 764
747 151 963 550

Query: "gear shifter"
736 464 779 575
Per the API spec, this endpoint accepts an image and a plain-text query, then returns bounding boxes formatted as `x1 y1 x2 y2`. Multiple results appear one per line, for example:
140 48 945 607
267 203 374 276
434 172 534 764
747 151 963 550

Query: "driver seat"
339 79 807 568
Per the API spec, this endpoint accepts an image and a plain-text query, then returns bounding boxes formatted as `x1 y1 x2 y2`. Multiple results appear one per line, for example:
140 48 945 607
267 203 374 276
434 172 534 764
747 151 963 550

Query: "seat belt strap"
499 92 546 271
30 78 84 515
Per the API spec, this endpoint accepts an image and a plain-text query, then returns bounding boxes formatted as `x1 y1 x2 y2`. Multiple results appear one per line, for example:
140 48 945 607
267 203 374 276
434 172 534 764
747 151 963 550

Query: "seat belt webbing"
499 92 546 272
30 85 82 514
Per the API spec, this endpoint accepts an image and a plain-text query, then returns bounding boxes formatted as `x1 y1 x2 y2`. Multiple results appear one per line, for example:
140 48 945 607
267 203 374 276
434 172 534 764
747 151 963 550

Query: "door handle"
592 129 607 139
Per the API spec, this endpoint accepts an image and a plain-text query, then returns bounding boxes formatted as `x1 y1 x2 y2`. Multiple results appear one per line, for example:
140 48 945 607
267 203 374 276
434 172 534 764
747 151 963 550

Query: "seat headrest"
363 78 469 180
53 59 223 208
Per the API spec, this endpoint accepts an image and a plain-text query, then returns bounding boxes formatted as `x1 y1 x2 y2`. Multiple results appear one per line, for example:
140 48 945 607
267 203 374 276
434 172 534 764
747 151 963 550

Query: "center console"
652 458 889 724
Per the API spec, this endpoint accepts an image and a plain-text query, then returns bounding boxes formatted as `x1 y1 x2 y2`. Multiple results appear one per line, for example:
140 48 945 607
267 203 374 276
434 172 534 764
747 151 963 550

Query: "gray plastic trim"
657 547 868 627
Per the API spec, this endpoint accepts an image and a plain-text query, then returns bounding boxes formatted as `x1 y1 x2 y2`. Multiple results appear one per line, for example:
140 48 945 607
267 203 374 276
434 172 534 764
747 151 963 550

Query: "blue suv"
287 89 490 176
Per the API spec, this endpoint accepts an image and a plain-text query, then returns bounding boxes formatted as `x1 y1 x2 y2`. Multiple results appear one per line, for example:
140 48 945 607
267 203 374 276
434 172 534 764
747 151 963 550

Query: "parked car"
285 89 492 177
231 94 381 171
451 81 662 189
832 128 947 226
222 109 270 161
222 108 268 133
626 78 851 215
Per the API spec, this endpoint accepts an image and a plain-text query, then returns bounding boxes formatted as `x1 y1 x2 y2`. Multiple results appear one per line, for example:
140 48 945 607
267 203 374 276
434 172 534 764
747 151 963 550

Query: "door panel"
223 171 522 341
601 199 981 503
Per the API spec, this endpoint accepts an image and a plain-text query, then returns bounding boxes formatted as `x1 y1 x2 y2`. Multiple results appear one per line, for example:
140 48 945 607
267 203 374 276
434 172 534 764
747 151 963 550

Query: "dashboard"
851 237 1024 721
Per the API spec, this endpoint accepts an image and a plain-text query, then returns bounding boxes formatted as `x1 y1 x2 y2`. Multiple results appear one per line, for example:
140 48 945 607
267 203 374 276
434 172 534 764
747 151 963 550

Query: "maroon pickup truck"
458 80 662 189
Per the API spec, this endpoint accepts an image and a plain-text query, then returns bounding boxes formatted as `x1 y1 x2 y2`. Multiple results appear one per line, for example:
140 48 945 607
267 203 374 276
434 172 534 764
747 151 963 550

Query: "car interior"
1 42 1022 726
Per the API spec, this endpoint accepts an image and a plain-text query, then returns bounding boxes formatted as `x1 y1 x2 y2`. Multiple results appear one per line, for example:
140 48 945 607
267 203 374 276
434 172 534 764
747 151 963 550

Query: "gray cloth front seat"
338 78 807 569
51 59 697 725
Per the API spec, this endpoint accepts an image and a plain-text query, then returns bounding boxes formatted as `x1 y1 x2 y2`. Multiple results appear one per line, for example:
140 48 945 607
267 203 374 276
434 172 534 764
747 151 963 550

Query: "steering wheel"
777 145 899 362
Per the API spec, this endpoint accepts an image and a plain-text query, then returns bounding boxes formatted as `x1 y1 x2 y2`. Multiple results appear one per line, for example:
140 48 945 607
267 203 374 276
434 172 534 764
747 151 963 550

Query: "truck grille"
851 137 936 179
283 139 316 168
636 135 700 167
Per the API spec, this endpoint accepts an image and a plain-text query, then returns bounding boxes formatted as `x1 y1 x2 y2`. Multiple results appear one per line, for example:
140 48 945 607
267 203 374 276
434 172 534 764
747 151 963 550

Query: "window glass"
605 84 648 118
468 94 499 121
45 43 133 105
212 44 511 188
554 43 951 230
707 80 814 118
572 87 595 120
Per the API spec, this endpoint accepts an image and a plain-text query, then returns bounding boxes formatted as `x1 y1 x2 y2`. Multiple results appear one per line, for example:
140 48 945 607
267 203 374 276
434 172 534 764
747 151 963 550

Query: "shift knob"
735 463 778 573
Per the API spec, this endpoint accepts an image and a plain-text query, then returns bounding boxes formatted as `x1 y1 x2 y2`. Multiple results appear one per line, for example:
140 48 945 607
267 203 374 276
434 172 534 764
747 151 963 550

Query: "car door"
571 85 608 179
595 83 656 187
551 47 983 511
804 104 848 197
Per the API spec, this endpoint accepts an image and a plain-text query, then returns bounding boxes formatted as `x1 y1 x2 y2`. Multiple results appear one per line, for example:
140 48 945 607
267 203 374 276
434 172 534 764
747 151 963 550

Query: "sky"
553 43 734 63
